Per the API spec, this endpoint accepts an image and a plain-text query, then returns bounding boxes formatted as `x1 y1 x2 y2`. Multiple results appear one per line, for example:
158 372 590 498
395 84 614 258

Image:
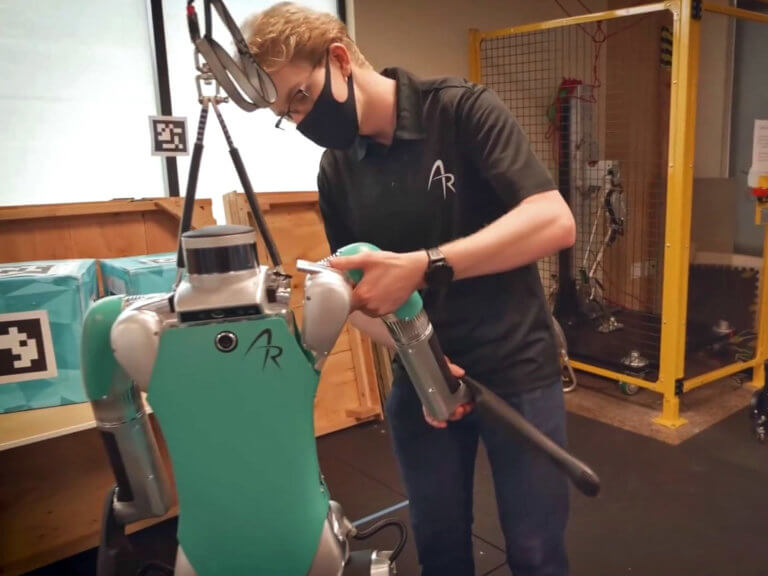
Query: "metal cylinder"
92 383 173 524
384 310 469 421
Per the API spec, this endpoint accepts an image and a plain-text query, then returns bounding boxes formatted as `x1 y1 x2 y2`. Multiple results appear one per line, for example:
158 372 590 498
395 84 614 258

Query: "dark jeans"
386 364 569 576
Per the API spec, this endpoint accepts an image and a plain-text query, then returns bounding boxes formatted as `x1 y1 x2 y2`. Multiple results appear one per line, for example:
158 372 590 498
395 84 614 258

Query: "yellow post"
752 204 768 389
653 0 700 429
468 29 482 83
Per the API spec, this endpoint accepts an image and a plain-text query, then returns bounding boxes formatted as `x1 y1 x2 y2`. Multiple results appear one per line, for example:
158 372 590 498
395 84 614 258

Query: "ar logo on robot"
245 328 283 370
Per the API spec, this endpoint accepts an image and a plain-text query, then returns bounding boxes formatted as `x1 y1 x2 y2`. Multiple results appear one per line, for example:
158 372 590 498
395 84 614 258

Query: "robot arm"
300 258 394 352
81 296 173 526
298 261 355 369
298 250 469 422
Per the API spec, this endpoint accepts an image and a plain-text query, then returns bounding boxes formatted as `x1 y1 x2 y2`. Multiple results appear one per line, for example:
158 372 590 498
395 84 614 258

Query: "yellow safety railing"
468 0 768 427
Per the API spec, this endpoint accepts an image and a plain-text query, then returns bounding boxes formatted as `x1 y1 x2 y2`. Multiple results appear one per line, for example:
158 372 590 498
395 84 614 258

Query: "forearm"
440 190 575 281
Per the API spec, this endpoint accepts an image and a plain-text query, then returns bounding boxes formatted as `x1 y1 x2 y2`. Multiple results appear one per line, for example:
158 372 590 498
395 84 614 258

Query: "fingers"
350 281 388 317
423 402 474 427
447 362 465 378
329 254 379 314
423 408 448 429
447 402 474 421
328 253 373 271
444 355 466 378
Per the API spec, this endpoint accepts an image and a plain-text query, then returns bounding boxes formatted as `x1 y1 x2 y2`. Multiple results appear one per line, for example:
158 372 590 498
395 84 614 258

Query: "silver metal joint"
92 383 144 427
383 310 431 345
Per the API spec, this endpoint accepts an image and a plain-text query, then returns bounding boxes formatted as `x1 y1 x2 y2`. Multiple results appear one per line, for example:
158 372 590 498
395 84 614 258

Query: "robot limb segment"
82 296 175 576
82 297 174 526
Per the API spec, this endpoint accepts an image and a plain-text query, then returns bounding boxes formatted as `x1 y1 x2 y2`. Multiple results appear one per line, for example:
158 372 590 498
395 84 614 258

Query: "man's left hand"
423 358 473 428
329 250 427 317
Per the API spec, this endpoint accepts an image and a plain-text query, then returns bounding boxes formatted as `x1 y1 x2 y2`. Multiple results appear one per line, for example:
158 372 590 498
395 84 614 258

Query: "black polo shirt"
317 67 561 393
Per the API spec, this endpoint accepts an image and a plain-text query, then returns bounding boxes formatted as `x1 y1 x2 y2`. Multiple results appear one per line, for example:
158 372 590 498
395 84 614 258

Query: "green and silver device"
81 1 403 574
301 242 472 423
299 249 602 500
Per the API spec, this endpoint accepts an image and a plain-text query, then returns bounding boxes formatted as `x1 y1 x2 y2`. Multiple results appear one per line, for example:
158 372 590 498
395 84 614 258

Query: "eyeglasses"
274 55 325 130
274 87 310 130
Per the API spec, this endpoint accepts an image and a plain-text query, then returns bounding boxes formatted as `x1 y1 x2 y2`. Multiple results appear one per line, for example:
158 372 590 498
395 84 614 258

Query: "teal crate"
100 253 177 296
0 259 98 413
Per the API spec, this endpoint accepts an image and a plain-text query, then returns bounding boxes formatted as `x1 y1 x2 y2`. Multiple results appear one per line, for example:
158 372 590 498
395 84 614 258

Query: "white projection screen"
0 0 339 224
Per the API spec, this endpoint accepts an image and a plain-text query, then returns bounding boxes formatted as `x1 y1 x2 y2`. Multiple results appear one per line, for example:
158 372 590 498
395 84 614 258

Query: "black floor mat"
27 408 768 576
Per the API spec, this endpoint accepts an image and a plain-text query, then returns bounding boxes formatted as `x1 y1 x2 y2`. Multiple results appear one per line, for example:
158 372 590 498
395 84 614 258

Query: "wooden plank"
153 199 185 226
222 192 242 229
0 198 215 223
0 199 215 265
349 328 379 412
68 214 149 259
314 352 367 436
0 420 176 576
372 344 395 402
0 393 154 453
223 192 252 225
0 200 163 222
0 403 96 452
257 191 319 211
144 211 181 254
152 198 217 230
0 219 75 264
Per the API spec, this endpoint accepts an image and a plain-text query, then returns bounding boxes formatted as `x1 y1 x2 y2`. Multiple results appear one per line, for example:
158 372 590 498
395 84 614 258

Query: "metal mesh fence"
684 9 766 379
480 12 672 379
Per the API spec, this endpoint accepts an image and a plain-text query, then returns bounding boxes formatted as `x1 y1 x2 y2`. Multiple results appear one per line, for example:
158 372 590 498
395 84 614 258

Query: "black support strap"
187 0 277 111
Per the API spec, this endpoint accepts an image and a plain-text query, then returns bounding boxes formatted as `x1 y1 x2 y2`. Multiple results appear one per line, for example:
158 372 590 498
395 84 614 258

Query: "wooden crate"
0 198 216 265
0 198 214 575
223 192 384 435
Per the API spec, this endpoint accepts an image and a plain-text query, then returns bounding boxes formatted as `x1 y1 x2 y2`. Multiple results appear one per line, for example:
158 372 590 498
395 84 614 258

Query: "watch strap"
426 247 446 268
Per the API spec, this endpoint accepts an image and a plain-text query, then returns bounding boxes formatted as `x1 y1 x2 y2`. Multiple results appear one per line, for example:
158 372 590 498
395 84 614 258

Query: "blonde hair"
241 2 371 72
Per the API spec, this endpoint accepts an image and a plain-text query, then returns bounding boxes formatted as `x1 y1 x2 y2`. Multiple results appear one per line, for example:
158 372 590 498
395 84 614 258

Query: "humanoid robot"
82 225 404 576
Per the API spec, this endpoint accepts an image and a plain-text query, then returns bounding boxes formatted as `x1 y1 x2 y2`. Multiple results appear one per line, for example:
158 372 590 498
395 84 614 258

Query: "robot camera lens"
215 331 238 353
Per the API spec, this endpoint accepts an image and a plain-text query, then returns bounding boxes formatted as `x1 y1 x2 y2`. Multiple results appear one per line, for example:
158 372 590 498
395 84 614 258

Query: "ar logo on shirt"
428 159 456 200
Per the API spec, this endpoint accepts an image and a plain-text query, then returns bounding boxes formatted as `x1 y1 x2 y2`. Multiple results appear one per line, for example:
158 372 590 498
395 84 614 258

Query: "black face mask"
297 55 359 150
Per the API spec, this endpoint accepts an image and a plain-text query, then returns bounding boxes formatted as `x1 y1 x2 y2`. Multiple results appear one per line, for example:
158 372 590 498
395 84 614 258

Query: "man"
243 4 576 575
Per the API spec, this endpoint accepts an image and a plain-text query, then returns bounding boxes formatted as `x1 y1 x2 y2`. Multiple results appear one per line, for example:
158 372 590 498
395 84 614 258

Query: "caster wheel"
618 380 640 396
750 389 767 442
552 316 577 393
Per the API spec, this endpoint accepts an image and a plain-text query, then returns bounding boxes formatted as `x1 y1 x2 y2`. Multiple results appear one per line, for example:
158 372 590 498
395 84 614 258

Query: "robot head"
173 225 276 322
181 225 259 276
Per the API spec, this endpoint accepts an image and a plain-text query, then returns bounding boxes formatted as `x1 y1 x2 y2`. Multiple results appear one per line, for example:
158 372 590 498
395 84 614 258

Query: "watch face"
427 263 454 286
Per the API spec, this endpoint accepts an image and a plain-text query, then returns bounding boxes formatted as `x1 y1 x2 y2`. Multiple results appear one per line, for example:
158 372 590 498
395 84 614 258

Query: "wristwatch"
424 247 454 288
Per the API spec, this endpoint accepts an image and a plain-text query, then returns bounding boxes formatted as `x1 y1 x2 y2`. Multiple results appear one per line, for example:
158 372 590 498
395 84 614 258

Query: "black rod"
462 376 600 497
149 0 180 198
211 102 282 267
176 104 210 268
553 97 579 319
